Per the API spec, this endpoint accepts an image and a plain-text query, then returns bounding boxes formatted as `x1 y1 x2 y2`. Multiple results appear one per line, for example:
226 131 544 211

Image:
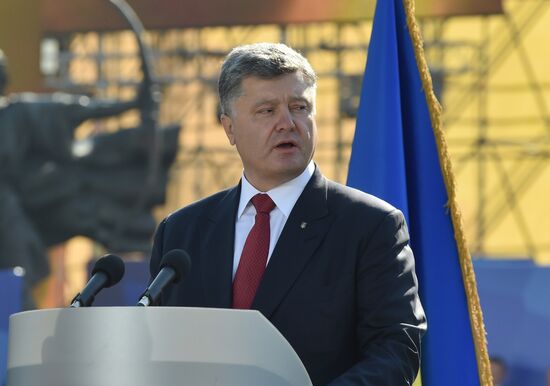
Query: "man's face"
490 361 506 384
221 72 317 191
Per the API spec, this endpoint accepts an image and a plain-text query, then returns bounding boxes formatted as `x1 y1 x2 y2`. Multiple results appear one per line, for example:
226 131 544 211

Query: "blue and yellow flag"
346 0 491 385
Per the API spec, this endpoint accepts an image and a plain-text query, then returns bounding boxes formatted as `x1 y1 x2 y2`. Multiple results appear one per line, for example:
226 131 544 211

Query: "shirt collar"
237 161 315 219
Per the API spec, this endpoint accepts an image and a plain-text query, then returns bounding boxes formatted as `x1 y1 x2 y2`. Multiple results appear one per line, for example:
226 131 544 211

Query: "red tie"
232 193 276 309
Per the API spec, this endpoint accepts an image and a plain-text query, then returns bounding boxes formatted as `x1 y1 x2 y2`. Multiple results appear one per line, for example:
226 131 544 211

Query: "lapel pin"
300 222 307 229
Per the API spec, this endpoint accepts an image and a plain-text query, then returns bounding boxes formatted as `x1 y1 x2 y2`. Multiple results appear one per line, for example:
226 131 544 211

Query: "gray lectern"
7 307 312 386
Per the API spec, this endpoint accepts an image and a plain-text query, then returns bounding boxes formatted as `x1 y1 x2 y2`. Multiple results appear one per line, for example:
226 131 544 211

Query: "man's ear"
220 114 235 145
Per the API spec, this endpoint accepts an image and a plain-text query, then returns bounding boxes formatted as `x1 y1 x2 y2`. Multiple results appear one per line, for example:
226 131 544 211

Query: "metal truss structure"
422 1 550 260
43 0 550 262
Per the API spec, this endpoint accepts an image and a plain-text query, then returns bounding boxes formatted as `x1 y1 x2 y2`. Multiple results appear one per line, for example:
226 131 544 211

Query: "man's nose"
275 107 296 131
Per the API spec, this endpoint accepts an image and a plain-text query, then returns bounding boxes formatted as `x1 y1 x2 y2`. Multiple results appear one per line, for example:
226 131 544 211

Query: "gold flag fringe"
402 0 493 384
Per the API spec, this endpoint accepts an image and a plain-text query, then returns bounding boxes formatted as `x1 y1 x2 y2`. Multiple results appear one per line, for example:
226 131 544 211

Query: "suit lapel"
252 169 331 318
201 184 240 308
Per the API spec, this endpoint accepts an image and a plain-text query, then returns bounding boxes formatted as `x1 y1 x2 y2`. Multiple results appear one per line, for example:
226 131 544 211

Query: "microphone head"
160 249 191 283
91 254 125 288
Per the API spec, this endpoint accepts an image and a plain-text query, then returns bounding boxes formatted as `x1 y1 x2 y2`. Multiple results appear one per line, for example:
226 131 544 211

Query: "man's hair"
490 356 506 367
218 42 317 116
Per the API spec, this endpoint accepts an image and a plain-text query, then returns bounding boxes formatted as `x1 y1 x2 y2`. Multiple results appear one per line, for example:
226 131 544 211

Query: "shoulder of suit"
324 177 400 216
164 185 237 224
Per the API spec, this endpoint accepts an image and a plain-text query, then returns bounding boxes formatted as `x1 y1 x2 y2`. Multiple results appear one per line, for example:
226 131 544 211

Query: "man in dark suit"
150 43 426 385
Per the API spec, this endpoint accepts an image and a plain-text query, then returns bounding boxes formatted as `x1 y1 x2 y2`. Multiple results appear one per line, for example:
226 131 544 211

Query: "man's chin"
271 164 307 183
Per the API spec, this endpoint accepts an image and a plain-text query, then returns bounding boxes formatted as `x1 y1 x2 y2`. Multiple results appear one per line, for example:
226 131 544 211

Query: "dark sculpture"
0 44 180 308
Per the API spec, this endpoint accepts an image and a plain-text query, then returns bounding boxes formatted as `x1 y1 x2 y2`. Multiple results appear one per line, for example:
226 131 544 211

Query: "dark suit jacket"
150 167 426 385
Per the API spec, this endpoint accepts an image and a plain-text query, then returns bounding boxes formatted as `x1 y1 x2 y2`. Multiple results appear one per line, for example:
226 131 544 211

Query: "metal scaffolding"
42 0 550 262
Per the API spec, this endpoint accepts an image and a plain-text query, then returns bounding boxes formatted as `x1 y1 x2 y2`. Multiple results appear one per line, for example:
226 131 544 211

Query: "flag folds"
346 0 491 385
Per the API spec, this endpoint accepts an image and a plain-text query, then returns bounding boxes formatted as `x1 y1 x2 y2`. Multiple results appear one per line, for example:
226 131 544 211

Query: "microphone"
70 254 125 307
137 249 191 307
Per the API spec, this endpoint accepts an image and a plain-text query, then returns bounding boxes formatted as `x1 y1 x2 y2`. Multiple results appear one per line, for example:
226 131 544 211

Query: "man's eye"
258 108 274 114
291 104 309 112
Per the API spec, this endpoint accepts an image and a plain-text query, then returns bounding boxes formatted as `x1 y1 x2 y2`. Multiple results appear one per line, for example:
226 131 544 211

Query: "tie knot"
251 194 275 214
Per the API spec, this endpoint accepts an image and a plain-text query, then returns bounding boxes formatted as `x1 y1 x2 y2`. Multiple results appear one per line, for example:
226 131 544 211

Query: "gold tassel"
401 0 493 384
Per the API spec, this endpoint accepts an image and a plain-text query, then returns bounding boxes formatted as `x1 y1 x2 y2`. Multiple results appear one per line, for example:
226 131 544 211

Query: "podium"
7 307 312 386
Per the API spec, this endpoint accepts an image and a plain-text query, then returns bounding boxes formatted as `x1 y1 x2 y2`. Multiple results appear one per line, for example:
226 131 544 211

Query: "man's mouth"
275 142 296 149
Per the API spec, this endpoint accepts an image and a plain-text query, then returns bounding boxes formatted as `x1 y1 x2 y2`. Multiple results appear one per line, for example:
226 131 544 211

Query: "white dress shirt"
232 161 315 278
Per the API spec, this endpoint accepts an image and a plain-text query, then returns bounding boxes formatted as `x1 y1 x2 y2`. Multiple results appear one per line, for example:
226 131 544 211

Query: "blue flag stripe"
347 0 487 384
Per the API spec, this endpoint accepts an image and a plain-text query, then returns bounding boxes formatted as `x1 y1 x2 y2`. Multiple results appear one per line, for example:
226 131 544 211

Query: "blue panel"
0 269 23 385
473 260 550 386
